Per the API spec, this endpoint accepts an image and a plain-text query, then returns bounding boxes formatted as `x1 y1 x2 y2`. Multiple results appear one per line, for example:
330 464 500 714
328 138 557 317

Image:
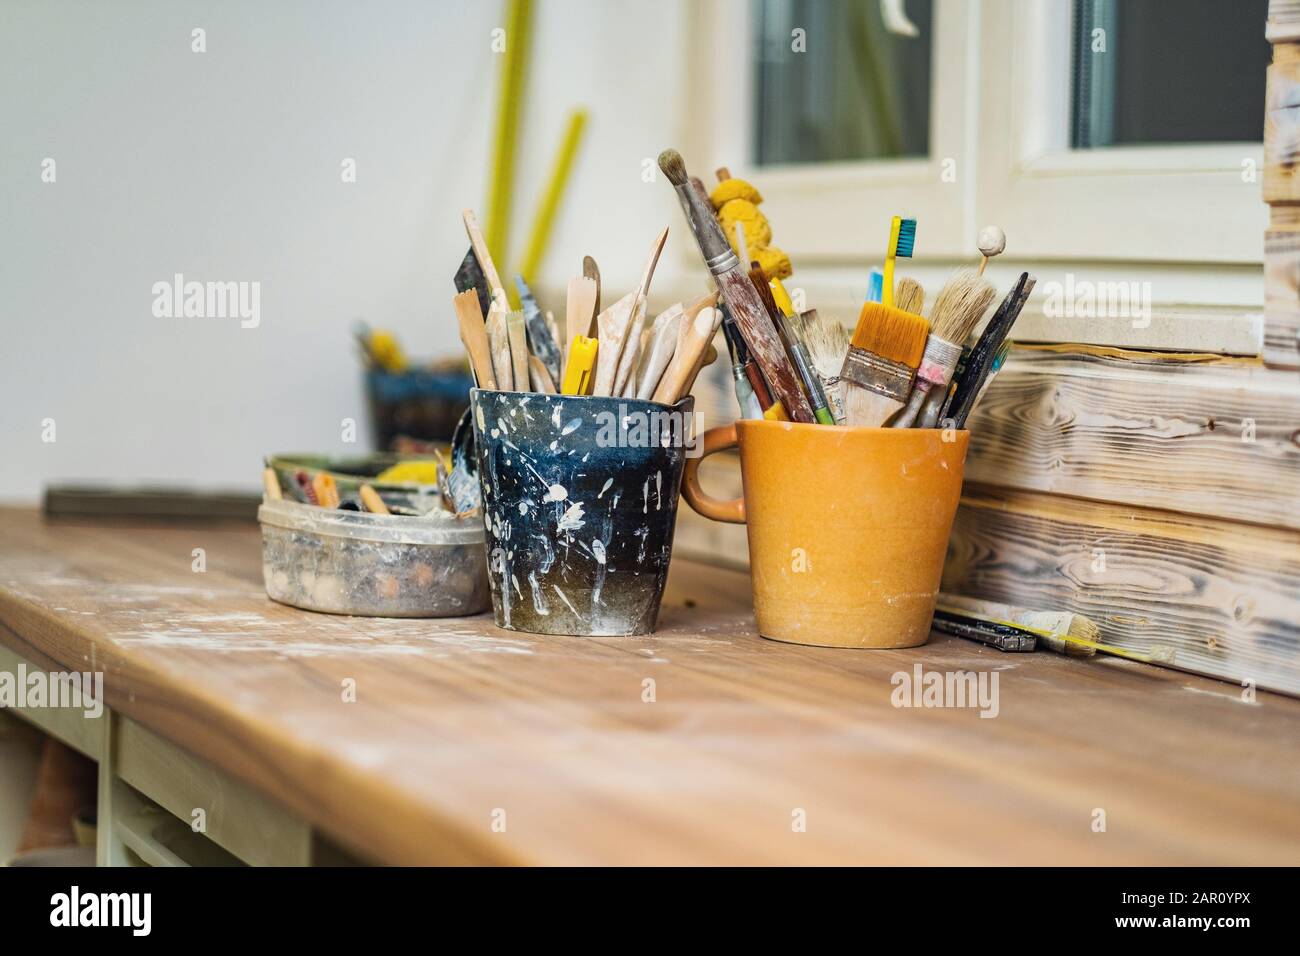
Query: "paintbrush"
657 149 814 423
777 312 833 424
634 304 684 400
516 275 561 384
946 273 1034 428
507 311 529 391
839 302 929 427
894 276 925 315
937 593 1099 657
931 610 1038 652
798 309 849 425
564 275 598 371
894 270 994 428
454 290 498 389
613 227 670 395
487 306 513 390
721 313 763 419
593 291 637 396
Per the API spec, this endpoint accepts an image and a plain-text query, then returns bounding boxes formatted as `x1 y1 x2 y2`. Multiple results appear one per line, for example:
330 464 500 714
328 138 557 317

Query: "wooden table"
1 507 1298 865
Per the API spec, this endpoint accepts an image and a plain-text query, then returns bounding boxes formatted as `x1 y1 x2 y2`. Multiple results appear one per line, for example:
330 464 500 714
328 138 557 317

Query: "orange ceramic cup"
681 420 969 648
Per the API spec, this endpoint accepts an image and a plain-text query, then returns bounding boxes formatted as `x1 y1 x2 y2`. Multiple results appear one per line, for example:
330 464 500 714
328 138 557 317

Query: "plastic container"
258 498 490 617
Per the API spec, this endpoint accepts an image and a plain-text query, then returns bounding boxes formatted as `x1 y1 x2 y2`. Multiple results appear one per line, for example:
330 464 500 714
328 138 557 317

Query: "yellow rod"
486 0 532 297
518 108 588 285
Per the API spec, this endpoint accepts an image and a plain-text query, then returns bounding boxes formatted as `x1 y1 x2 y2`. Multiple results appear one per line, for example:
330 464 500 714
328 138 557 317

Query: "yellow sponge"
710 178 763 209
754 245 792 280
717 199 772 253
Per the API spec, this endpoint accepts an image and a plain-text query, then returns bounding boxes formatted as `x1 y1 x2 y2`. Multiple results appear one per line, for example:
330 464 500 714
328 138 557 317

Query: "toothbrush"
881 216 916 309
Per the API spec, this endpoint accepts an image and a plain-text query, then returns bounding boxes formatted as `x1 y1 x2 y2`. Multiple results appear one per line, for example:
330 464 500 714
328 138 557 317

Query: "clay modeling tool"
658 149 814 422
462 209 508 311
946 273 1034 428
798 309 849 425
487 307 513 390
676 307 726 401
561 336 598 395
894 270 994 428
506 311 530 392
881 215 916 309
839 301 929 427
453 247 491 318
564 275 598 370
528 355 557 394
937 593 1099 658
613 227 670 395
312 472 340 509
262 468 282 501
545 310 561 351
583 255 601 318
518 108 588 284
516 275 561 384
634 303 683 400
593 291 637 395
655 306 719 403
976 225 1006 275
359 484 390 515
454 290 498 389
622 327 652 398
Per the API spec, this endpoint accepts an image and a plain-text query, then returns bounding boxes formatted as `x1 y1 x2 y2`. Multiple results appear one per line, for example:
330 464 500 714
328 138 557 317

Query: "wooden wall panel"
964 348 1300 528
944 486 1300 696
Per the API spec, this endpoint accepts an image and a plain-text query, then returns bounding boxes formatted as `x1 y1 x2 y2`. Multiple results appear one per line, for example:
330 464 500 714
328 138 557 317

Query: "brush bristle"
799 309 850 376
894 277 925 315
658 149 687 186
849 302 929 368
895 218 916 258
930 269 996 344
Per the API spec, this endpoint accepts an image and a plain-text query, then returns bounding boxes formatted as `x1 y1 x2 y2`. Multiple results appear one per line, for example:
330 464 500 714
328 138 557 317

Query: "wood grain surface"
2 508 1299 865
963 349 1300 529
945 485 1300 696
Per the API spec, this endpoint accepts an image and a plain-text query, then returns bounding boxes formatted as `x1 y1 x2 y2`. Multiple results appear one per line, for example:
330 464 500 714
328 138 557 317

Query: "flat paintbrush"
839 302 929 427
946 273 1034 428
894 270 994 428
658 149 814 423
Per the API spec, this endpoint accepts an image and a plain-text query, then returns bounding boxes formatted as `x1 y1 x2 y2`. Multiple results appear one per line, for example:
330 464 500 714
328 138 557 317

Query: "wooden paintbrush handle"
718 269 815 422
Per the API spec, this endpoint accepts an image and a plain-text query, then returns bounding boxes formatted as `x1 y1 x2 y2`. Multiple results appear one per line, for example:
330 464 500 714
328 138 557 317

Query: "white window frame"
682 0 1266 274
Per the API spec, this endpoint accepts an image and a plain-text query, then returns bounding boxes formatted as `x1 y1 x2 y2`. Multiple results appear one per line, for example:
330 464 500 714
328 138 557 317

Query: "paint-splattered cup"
470 389 698 636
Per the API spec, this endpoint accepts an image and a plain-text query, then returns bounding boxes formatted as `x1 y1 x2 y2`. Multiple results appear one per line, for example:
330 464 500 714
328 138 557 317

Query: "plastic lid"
258 498 484 546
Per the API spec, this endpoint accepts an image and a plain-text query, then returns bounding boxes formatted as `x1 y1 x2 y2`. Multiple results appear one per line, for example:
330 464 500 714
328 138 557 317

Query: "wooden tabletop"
1 507 1298 865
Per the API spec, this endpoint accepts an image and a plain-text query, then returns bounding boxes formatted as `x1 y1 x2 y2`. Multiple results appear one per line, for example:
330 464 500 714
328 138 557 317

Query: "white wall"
0 0 695 502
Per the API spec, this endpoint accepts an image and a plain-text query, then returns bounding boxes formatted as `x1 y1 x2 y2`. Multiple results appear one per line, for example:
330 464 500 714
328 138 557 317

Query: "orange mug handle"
681 424 746 524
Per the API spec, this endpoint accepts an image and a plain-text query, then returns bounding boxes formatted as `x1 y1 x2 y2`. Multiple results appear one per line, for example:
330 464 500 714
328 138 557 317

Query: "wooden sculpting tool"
462 209 507 310
359 484 390 515
593 292 637 396
654 306 719 404
487 307 513 390
634 304 684 400
583 255 601 319
528 355 557 394
262 468 282 501
613 227 670 395
565 275 598 369
454 290 498 389
506 311 529 392
561 336 597 395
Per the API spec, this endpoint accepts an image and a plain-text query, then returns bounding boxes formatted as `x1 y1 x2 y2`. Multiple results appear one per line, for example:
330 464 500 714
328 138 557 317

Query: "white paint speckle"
543 484 567 503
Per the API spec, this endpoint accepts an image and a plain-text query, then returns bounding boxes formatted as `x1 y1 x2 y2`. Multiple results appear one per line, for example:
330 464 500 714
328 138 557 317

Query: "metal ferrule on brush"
840 347 915 404
672 182 737 277
913 336 962 393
